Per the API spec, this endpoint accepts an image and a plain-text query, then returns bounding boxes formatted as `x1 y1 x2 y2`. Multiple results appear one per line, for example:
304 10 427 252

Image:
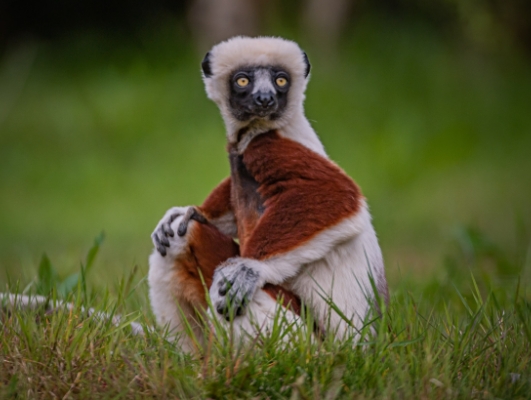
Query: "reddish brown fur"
240 131 362 259
262 283 302 315
173 219 302 314
199 177 232 220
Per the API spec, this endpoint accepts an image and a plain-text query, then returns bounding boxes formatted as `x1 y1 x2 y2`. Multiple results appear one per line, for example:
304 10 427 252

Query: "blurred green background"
1 0 530 289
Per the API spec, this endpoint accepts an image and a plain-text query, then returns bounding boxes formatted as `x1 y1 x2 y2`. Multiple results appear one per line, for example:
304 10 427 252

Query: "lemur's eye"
236 77 249 87
276 77 288 87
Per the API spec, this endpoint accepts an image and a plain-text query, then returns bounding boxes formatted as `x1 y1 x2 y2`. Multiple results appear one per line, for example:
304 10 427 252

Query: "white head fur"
202 36 326 156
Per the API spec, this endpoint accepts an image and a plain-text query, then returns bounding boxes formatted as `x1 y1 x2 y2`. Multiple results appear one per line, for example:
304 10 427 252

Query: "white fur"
209 211 238 238
251 69 276 94
149 208 213 351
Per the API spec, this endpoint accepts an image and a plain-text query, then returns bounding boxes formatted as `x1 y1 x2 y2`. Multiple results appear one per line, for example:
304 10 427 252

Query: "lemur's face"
228 66 290 121
201 37 311 140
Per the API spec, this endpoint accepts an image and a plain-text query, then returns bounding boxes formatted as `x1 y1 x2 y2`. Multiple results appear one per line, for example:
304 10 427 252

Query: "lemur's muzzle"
253 91 277 110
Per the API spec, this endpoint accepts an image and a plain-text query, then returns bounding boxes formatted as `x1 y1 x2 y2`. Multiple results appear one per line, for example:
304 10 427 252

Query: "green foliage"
34 232 104 297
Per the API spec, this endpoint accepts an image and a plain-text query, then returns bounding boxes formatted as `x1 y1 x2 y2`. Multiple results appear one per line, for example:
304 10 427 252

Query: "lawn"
1 233 530 398
0 15 530 399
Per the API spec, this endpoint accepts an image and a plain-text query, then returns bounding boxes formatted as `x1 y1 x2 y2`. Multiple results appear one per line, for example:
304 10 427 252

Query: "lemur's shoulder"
240 130 363 259
243 130 361 201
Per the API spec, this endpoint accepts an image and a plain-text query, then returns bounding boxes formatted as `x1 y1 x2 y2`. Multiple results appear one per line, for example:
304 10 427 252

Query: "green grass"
1 231 530 399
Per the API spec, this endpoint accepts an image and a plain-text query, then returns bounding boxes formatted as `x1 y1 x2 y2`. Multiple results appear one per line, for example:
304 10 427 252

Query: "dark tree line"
1 0 530 55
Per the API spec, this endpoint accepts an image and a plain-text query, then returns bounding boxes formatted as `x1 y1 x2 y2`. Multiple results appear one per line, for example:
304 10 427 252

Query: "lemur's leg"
148 206 239 351
149 205 302 350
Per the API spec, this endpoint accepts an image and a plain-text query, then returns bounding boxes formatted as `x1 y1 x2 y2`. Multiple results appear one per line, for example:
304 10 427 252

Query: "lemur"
149 36 388 352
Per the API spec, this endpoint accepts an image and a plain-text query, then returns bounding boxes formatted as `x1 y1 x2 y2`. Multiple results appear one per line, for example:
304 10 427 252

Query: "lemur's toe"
162 221 174 237
177 207 207 237
153 235 167 256
159 234 170 247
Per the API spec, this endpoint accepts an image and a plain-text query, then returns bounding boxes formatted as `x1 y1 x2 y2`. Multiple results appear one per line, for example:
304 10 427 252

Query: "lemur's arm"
210 132 366 315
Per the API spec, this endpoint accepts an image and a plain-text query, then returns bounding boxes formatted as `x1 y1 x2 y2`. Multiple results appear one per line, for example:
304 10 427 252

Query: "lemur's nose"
253 91 276 108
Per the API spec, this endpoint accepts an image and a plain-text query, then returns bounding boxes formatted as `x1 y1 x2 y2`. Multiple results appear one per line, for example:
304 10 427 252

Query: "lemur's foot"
210 258 261 320
151 206 207 256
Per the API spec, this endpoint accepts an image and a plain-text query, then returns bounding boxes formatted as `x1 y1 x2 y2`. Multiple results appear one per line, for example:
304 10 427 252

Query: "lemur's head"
201 36 311 143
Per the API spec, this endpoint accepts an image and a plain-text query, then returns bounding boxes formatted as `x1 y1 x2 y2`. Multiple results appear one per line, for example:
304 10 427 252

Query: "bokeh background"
1 0 530 289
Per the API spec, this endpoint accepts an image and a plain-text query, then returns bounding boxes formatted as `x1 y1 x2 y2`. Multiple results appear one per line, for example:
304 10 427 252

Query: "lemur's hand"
210 258 262 320
151 206 207 256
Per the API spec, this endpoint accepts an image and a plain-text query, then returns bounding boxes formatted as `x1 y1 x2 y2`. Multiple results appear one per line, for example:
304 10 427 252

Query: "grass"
1 231 530 399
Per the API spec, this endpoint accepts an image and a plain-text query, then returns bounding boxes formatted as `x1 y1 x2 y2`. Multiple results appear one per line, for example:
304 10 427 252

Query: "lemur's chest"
229 150 265 246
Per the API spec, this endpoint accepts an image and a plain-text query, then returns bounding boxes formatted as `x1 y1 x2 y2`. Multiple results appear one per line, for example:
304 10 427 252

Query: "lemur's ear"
302 52 311 78
201 52 213 77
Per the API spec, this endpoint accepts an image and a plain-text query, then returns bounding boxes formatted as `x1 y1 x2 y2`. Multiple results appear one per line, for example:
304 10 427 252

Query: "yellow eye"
276 77 287 87
236 77 249 87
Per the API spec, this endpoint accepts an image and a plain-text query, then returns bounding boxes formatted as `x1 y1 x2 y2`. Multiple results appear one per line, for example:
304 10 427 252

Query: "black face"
228 66 291 121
